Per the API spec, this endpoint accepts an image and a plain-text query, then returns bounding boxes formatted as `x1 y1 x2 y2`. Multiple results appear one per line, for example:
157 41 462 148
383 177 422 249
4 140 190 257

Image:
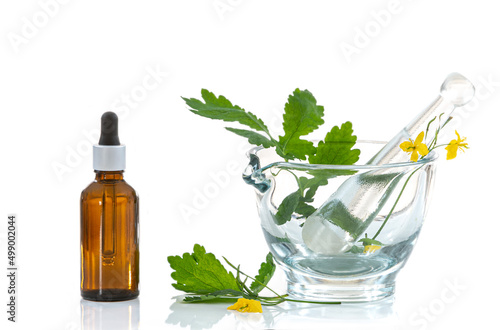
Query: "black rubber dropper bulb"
99 111 120 146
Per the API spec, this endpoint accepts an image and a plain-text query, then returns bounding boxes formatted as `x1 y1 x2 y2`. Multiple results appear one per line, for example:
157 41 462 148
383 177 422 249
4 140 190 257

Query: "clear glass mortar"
243 141 438 302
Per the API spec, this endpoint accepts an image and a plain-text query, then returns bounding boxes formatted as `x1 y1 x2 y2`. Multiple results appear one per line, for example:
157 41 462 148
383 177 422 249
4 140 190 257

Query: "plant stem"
223 257 285 299
372 165 424 240
430 144 449 149
287 169 304 194
283 298 341 305
223 257 341 305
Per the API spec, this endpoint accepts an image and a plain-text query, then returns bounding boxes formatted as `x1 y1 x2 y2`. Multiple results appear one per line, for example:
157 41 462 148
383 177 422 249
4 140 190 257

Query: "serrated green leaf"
309 121 360 165
295 175 329 218
300 175 330 201
274 174 331 225
274 190 301 225
250 253 276 294
294 202 317 218
278 138 316 160
278 89 324 160
168 244 240 294
225 127 274 148
183 89 270 133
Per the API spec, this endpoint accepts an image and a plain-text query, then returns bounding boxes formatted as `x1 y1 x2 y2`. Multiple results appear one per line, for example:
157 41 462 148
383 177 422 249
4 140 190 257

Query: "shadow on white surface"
166 296 398 329
80 298 140 330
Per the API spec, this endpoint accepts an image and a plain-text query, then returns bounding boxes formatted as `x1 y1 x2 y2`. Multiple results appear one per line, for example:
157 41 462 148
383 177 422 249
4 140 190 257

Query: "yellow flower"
364 245 382 254
445 130 468 160
227 298 263 313
399 131 429 162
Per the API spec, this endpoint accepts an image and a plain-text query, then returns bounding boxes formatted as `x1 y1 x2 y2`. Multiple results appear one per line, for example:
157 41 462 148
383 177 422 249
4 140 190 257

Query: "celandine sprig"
399 111 468 162
358 116 469 251
168 244 341 312
399 129 468 162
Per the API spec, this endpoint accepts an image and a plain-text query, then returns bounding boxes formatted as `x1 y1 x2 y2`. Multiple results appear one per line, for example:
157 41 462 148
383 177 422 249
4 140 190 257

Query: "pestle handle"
405 72 475 137
368 73 475 165
440 72 476 106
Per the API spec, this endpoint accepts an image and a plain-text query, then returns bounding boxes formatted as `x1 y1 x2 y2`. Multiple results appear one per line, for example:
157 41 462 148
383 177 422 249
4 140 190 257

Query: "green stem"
223 257 285 299
430 144 448 149
372 165 424 240
235 266 255 296
287 169 305 194
282 298 341 305
183 274 341 305
223 257 341 305
273 139 285 157
255 295 340 305
259 127 286 159
257 295 288 300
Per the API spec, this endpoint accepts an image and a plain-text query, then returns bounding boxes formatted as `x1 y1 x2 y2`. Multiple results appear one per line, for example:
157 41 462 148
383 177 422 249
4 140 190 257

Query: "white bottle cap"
93 112 126 171
93 145 126 171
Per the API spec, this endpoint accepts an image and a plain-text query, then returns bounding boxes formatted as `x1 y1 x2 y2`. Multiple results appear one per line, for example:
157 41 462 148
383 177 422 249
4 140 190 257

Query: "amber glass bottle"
80 112 139 301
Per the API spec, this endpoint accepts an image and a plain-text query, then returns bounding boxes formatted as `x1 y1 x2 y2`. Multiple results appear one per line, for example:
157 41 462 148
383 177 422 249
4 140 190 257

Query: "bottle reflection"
166 298 229 330
81 298 140 330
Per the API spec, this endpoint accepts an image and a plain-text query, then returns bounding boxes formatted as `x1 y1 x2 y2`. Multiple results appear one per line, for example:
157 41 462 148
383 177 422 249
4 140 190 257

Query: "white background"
0 1 498 329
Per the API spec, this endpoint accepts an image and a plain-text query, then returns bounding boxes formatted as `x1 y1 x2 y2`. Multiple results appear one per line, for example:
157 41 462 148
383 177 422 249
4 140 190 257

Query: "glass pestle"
302 73 475 255
368 73 475 165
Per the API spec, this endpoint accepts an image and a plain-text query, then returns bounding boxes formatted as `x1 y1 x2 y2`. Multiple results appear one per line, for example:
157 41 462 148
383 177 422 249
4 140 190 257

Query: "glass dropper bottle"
80 112 139 301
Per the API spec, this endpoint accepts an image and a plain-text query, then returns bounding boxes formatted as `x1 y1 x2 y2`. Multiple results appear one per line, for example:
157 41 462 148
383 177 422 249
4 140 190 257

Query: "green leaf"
309 121 360 165
168 244 240 294
294 201 317 218
250 253 276 294
274 190 301 225
300 175 330 201
278 139 316 161
274 174 331 225
278 89 324 160
295 175 330 218
225 127 274 148
183 89 270 133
